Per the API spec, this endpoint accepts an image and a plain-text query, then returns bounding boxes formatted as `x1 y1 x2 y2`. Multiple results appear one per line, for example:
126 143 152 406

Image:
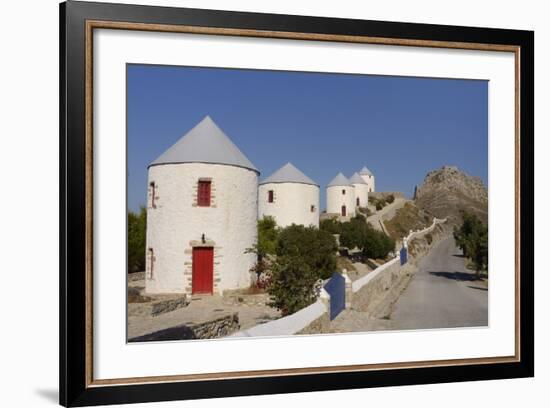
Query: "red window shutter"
198 181 211 207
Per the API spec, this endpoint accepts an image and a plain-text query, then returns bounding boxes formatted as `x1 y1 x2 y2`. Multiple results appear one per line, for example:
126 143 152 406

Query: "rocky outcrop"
414 166 488 225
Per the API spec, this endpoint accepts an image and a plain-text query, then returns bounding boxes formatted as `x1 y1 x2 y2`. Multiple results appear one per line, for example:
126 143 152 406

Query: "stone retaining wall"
191 313 240 339
351 218 447 313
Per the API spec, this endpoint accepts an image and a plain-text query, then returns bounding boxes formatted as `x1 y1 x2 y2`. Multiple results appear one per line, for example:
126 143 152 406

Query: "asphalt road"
389 236 488 330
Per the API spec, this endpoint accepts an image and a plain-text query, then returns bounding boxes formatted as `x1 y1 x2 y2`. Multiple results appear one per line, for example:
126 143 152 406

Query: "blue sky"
127 64 488 212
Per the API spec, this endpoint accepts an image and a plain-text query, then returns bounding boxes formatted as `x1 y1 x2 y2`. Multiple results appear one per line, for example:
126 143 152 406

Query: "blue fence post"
400 247 408 265
323 272 346 320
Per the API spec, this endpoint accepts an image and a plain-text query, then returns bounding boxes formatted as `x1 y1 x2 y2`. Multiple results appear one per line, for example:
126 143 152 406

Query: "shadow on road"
467 285 488 291
429 271 480 282
452 254 466 258
129 324 196 342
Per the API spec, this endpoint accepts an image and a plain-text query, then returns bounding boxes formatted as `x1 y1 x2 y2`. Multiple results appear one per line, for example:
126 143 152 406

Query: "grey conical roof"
327 173 353 187
349 172 367 185
260 162 318 186
149 116 258 172
359 166 373 176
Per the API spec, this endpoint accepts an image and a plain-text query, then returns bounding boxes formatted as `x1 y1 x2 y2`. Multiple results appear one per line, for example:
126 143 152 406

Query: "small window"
198 180 211 207
342 189 346 195
147 248 154 279
149 182 157 209
310 205 316 213
341 205 347 217
356 197 360 206
268 190 274 203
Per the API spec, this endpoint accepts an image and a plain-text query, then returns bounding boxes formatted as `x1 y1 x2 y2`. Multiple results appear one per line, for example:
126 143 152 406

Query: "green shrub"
375 201 384 211
276 225 337 280
453 212 488 277
386 194 395 204
362 227 395 259
320 218 342 234
127 206 147 273
266 225 337 315
246 216 279 284
339 216 368 250
267 256 320 316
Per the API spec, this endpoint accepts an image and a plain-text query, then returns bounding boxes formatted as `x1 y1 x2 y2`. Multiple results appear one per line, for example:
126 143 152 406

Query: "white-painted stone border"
353 217 447 293
230 296 328 337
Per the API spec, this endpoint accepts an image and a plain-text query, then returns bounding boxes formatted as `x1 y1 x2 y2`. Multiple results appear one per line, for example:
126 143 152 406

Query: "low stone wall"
192 313 240 339
129 312 239 342
128 271 145 282
351 218 447 313
150 296 189 316
296 311 331 335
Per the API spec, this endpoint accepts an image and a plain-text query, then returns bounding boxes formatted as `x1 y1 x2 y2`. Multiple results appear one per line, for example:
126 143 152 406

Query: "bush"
128 206 147 273
256 216 278 257
453 212 488 277
339 216 368 250
362 227 395 259
246 216 279 284
386 194 395 204
375 201 384 211
276 225 337 280
320 218 342 234
267 256 320 316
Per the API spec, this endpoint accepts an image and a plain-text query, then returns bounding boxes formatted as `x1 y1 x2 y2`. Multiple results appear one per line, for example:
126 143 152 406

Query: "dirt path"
368 198 407 231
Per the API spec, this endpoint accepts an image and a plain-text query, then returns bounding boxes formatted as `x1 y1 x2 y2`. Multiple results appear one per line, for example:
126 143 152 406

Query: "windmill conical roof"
359 166 373 176
349 172 367 185
327 173 353 187
260 162 318 186
149 116 258 172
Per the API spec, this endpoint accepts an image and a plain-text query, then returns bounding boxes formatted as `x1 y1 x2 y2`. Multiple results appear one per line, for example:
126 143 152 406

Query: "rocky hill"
413 166 488 225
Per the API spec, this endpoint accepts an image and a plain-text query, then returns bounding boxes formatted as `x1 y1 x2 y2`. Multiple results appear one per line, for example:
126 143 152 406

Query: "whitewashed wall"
145 162 258 294
326 184 356 217
258 182 319 228
360 173 376 193
352 182 369 208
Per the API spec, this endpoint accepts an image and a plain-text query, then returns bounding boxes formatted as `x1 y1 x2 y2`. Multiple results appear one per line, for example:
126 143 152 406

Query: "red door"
341 205 347 216
192 247 214 294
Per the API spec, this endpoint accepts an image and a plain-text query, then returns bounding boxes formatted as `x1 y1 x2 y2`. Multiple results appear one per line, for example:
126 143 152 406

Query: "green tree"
453 212 488 277
246 216 279 283
338 215 394 260
276 225 337 279
320 218 342 234
127 206 147 273
339 216 367 250
255 216 279 257
362 227 395 259
267 256 320 316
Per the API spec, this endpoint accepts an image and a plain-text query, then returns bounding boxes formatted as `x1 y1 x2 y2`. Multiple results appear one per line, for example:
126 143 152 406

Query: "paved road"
390 236 488 330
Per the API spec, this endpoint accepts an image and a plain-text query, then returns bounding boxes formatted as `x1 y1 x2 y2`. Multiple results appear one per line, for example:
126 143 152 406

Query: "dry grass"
383 202 431 241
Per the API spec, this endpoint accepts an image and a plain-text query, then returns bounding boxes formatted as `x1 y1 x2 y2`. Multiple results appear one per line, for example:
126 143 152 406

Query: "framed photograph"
60 1 534 406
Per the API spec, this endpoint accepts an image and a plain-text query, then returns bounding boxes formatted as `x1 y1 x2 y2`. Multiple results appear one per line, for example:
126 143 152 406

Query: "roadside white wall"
326 184 356 217
258 182 320 228
145 162 258 295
